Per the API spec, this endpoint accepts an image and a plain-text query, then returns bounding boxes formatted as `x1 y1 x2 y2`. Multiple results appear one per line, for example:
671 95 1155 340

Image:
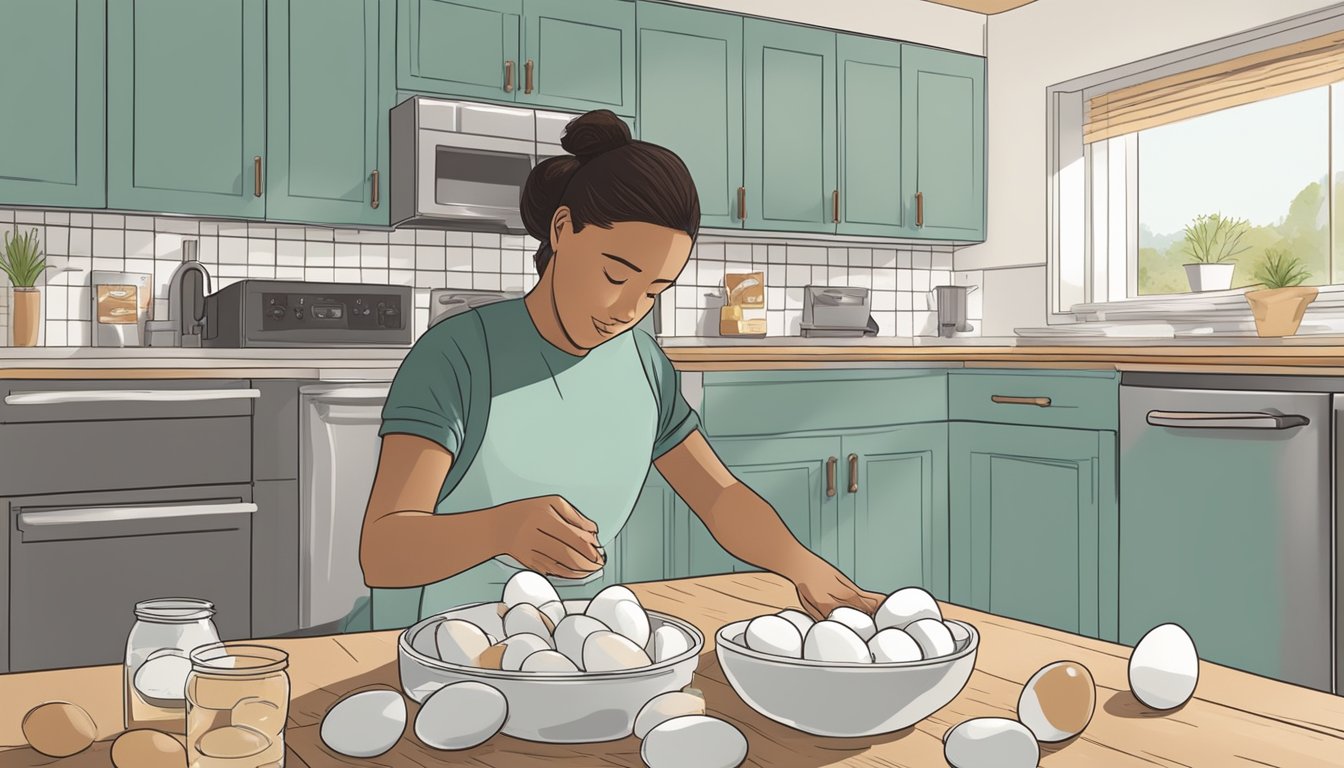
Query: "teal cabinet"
615 471 677 584
637 2 742 229
0 0 105 208
950 423 1118 640
836 34 906 237
743 19 835 233
902 44 985 240
397 0 520 102
108 0 266 218
520 0 634 114
267 0 394 226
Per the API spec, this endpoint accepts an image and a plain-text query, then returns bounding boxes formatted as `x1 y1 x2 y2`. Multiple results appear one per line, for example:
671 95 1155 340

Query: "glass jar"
186 643 290 768
125 598 221 733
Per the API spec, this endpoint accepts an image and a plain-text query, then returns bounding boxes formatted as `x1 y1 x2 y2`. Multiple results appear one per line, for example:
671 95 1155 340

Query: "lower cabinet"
949 422 1118 640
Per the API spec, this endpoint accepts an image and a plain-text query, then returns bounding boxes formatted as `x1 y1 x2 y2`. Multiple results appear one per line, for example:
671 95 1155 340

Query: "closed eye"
603 270 627 286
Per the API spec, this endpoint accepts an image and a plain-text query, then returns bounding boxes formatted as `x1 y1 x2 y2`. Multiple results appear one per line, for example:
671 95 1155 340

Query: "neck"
524 268 588 356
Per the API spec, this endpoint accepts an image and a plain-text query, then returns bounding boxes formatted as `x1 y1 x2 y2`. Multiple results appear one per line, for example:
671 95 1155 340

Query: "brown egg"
112 729 186 768
22 701 97 757
477 642 508 669
1017 660 1096 742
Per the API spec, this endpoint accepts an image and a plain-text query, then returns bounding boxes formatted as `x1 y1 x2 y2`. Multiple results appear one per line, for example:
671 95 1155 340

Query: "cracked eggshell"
633 691 708 739
744 615 803 658
320 689 407 759
875 587 942 631
802 620 872 663
434 619 493 666
414 682 507 751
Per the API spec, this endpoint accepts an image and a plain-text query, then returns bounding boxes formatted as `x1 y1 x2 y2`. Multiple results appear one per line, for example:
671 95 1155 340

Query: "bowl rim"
716 618 978 669
398 599 705 682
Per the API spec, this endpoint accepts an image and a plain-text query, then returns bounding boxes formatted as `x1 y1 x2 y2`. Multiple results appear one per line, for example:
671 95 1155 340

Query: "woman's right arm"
359 433 604 588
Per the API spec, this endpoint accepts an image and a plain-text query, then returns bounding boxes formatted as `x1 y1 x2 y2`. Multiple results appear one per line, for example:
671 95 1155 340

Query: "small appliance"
202 280 414 347
800 286 878 338
932 284 976 338
90 270 154 347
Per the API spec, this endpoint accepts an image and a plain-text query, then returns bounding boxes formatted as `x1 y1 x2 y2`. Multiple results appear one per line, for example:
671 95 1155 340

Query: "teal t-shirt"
368 297 699 628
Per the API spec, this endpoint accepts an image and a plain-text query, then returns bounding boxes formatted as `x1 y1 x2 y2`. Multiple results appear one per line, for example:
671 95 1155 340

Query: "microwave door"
416 130 533 230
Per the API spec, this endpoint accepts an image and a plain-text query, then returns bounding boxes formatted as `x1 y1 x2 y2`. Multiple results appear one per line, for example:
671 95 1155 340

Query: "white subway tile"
389 244 415 270
501 250 524 274
932 270 951 286
893 250 910 269
914 310 936 335
896 269 911 292
675 309 698 336
154 232 183 260
443 271 470 288
473 248 501 272
696 259 725 287
872 290 895 311
767 287 783 310
785 264 810 286
444 230 472 246
389 228 416 245
473 272 502 290
275 226 305 240
931 250 953 271
248 240 276 266
501 273 526 291
789 246 826 265
199 221 219 236
752 244 768 264
152 260 177 297
15 210 45 224
848 269 872 289
160 217 199 235
199 237 218 264
334 267 361 282
469 232 501 248
219 237 247 264
874 269 897 292
358 229 389 244
71 286 90 320
767 245 785 263
277 240 305 266
913 271 930 292
219 263 250 279
44 211 70 225
333 228 361 242
828 248 848 266
362 268 390 284
45 321 67 346
0 208 12 222
92 229 124 258
45 226 69 257
897 291 913 311
334 242 360 267
811 265 828 284
414 308 429 335
305 267 335 282
785 287 803 310
784 309 802 335
125 258 155 278
827 266 846 284
767 311 785 337
415 246 446 271
45 285 68 319
912 292 929 311
67 321 90 345
767 264 785 287
153 299 169 321
389 269 415 286
873 311 896 336
217 223 249 237
502 234 526 249
305 226 335 241
277 266 305 280
249 265 277 279
896 312 913 337
696 242 724 262
69 212 91 227
725 243 751 263
914 250 932 270
306 241 334 266
445 246 472 271
361 244 389 269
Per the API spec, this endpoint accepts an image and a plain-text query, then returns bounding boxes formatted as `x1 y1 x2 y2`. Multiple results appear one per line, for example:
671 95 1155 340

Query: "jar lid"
190 643 289 676
134 597 216 623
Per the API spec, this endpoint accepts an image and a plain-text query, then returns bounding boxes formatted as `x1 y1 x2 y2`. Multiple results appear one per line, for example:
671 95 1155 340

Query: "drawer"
0 380 258 424
949 370 1118 431
702 369 948 437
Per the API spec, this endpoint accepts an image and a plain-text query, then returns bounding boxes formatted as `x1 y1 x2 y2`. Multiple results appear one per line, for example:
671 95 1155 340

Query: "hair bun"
560 110 631 161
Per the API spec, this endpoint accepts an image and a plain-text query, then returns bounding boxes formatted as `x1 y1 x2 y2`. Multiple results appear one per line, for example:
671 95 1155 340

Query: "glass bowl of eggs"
396 573 704 744
714 587 978 737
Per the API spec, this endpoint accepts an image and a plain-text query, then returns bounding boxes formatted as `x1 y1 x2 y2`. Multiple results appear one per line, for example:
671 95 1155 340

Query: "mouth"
591 317 620 336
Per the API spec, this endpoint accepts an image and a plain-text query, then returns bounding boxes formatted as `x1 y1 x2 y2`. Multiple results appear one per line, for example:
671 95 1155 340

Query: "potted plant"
0 228 50 347
1181 213 1249 292
1244 247 1316 337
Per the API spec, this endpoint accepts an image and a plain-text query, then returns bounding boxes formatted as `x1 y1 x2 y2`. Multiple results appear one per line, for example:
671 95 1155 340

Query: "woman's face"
547 207 691 350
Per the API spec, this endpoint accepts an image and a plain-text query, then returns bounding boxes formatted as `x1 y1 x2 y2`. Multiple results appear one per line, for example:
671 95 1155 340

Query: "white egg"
905 618 956 659
498 633 554 671
320 689 407 759
943 717 1039 768
553 614 609 667
586 598 650 649
502 570 560 610
583 630 652 672
133 654 192 701
876 587 942 631
1128 623 1199 710
744 615 803 658
946 620 972 649
587 584 642 615
633 691 707 739
827 606 877 642
868 628 923 663
414 681 507 751
802 620 871 663
775 609 815 635
519 649 580 673
503 603 556 645
538 600 568 627
647 625 693 663
433 619 492 666
640 715 748 768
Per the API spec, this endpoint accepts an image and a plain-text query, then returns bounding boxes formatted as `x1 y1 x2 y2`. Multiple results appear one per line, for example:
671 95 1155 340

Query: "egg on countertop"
647 625 693 663
111 729 186 768
876 587 942 631
434 619 494 666
499 633 555 671
502 603 557 645
775 609 815 635
943 717 1039 768
868 627 923 663
744 615 804 658
589 597 651 649
640 715 748 768
1018 660 1096 742
553 614 610 666
319 689 407 759
519 649 581 672
633 691 707 739
414 681 508 751
503 570 560 610
904 618 956 659
22 701 97 758
1129 623 1199 710
827 606 877 642
583 630 653 672
802 620 872 663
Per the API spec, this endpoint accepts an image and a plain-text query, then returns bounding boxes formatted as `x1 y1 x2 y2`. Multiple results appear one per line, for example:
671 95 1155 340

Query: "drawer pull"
524 58 534 94
18 502 257 530
371 169 380 209
254 155 263 197
1146 410 1309 430
847 453 858 493
5 388 261 405
826 456 837 497
991 395 1052 407
504 59 515 92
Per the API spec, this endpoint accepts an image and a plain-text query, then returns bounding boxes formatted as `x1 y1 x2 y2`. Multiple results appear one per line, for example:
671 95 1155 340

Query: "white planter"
1184 263 1236 292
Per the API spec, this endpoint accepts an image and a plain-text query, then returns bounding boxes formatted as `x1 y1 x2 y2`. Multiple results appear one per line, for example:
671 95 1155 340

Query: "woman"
360 110 881 630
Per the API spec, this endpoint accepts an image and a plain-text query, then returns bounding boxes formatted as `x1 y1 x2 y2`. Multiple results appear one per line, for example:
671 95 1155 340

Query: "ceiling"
924 0 1038 14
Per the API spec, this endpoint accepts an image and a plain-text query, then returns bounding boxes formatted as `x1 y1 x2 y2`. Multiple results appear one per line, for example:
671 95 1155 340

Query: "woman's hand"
791 561 885 621
495 495 605 579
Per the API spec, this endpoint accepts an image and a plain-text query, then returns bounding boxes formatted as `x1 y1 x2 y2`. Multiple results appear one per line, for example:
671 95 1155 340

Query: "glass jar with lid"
187 643 290 768
124 597 221 733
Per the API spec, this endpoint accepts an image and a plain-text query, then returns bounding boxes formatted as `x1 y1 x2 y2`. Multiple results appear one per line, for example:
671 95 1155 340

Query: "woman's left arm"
654 430 884 620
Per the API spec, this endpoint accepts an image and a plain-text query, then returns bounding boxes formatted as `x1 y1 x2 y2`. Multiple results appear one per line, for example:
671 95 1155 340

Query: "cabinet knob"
504 59 515 92
847 453 858 493
524 59 535 94
371 169 380 209
826 456 837 498
254 156 263 198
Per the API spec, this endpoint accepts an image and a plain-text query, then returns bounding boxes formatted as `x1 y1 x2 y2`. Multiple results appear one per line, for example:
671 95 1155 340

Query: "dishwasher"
1119 372 1337 693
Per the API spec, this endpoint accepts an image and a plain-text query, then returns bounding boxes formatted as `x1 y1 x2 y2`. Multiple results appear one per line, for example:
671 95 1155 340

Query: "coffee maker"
931 285 976 338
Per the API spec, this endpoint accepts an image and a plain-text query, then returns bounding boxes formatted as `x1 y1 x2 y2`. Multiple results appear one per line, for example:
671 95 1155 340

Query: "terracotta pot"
1244 286 1317 337
11 287 40 347
1183 262 1236 292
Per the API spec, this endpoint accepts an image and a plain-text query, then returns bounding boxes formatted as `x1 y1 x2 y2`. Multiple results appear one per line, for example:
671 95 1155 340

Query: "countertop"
1 573 1341 766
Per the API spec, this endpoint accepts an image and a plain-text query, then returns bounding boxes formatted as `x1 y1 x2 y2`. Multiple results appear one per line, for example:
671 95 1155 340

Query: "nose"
610 295 639 324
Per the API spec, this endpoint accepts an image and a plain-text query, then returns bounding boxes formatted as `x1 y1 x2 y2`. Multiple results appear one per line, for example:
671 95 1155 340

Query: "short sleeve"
634 329 701 458
379 316 484 455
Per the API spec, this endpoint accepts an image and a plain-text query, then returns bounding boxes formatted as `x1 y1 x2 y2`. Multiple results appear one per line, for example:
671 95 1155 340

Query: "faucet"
145 241 211 347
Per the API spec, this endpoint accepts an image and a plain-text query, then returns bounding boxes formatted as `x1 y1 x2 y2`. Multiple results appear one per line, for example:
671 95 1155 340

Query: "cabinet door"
841 424 949 600
743 19 835 233
107 0 266 218
901 44 985 241
397 0 520 101
267 0 392 227
950 423 1114 638
0 0 105 208
614 470 675 584
836 34 907 237
521 0 634 115
637 2 742 229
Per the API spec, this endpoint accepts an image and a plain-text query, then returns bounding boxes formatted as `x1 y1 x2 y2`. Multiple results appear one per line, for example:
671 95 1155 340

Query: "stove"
203 280 414 347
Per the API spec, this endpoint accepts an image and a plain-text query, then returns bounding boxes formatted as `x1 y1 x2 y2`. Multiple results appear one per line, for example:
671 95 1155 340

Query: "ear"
549 206 572 252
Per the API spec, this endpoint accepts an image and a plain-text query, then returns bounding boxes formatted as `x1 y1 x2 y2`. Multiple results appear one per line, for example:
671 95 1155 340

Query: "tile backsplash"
0 207 983 345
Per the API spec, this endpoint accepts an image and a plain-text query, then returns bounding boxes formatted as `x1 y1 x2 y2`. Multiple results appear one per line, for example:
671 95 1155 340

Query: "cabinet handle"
254 156 263 197
832 189 840 223
5 388 261 405
524 58 534 94
847 453 858 493
916 191 924 227
1145 410 1309 430
504 59 515 92
737 186 746 221
371 169 380 209
826 456 837 497
991 395 1052 407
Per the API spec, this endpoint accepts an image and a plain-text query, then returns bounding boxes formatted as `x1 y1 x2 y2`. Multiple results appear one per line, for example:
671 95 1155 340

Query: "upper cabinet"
902 44 986 240
836 34 906 237
108 0 267 219
0 0 105 209
397 0 521 102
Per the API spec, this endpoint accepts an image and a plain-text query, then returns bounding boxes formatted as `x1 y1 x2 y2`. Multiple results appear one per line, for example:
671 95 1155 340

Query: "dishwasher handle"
1145 410 1310 430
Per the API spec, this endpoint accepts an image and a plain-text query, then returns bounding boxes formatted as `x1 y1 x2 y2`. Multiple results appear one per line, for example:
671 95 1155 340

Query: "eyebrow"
604 253 674 284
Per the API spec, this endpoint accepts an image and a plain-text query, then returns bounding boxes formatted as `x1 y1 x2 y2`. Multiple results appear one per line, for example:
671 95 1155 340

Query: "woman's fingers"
526 550 596 580
537 530 605 573
540 509 603 566
546 496 599 534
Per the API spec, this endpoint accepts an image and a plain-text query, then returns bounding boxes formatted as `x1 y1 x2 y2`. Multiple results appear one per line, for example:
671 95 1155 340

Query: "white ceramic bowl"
398 600 703 743
715 618 978 737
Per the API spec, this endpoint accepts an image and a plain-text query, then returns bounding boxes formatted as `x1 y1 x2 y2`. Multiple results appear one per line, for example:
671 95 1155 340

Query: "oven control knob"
268 306 286 320
293 307 304 320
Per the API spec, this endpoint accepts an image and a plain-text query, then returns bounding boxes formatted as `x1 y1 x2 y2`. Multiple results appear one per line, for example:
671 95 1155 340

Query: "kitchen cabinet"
397 0 520 101
614 470 677 584
0 0 105 209
836 34 907 237
636 2 743 229
902 43 986 240
107 0 267 218
266 0 395 227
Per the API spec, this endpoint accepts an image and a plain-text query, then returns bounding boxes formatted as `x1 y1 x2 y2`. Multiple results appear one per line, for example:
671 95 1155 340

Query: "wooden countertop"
2 573 1341 766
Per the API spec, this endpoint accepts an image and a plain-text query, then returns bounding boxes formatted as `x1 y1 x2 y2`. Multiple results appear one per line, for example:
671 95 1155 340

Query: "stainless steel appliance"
203 280 413 347
90 270 153 347
1119 372 1337 693
429 287 659 336
932 284 976 338
800 286 877 338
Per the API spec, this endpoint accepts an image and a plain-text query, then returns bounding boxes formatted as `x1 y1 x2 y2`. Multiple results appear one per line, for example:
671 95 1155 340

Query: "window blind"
1084 29 1344 143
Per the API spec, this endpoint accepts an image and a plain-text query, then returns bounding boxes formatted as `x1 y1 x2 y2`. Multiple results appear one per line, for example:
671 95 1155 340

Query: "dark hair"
520 110 700 274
